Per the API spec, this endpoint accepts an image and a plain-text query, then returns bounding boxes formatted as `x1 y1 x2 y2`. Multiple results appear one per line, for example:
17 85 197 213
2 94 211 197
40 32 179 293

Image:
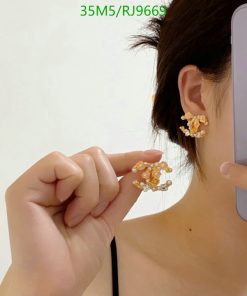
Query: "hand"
3 147 163 296
220 161 247 187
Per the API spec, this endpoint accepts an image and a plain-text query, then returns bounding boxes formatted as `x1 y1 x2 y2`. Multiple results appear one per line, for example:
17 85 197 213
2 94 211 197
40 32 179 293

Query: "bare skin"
161 64 247 293
0 148 164 296
84 64 247 296
2 63 247 296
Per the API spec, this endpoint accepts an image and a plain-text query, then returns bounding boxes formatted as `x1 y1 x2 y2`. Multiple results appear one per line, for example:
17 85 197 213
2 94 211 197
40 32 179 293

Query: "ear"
178 65 206 114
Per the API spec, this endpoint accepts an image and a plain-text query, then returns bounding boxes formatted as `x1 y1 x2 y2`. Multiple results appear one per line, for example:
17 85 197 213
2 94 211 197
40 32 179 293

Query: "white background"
0 0 191 282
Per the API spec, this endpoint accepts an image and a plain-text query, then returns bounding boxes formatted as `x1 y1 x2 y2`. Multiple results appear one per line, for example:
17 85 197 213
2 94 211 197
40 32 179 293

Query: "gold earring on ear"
179 112 209 138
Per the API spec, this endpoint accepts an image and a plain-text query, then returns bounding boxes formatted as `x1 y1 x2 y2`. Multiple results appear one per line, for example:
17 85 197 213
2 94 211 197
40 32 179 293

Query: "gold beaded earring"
131 94 173 193
179 112 209 138
132 161 173 192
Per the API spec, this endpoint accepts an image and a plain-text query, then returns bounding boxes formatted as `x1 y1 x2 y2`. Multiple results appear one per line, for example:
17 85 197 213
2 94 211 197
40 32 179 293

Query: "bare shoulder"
82 212 165 296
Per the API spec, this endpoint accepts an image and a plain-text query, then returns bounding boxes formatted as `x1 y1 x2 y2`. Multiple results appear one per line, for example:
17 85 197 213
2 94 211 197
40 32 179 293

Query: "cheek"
217 92 234 160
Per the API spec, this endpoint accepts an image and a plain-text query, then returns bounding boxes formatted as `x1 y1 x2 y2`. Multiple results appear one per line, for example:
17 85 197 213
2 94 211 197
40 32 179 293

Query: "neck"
166 165 247 279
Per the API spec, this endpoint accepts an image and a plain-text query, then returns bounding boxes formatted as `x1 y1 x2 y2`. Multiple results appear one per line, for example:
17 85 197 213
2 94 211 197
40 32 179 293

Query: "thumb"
219 161 247 190
219 161 234 179
100 153 164 237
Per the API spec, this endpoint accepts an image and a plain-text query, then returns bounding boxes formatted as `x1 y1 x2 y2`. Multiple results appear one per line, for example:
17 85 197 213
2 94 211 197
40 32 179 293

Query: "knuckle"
100 180 119 202
49 151 85 181
49 150 65 160
88 195 99 208
71 164 84 180
4 185 15 203
89 146 105 155
80 153 94 165
107 180 119 196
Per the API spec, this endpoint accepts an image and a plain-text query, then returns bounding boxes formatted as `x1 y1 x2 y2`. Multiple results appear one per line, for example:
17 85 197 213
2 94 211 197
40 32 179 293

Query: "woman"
1 0 247 295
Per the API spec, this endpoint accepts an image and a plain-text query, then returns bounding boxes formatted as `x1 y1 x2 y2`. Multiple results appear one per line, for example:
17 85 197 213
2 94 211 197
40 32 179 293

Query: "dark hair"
128 0 245 182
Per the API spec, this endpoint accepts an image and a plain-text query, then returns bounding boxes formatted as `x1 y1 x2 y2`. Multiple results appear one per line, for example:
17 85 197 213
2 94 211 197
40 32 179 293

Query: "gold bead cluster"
132 161 173 192
179 112 209 138
148 94 210 193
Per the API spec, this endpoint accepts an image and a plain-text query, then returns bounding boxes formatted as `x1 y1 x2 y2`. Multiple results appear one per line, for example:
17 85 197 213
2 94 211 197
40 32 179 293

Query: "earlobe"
178 65 205 114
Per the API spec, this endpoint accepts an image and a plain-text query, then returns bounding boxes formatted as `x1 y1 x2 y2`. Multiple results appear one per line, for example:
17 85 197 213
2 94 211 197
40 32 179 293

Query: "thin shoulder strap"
110 236 119 296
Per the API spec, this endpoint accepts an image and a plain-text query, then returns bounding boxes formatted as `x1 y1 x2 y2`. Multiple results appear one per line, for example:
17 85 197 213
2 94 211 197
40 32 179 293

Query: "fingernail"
144 149 163 155
220 162 232 177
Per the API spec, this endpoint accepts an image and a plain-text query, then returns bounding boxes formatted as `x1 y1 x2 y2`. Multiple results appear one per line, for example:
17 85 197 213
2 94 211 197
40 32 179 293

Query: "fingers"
66 147 164 227
220 161 247 190
106 149 164 177
5 146 164 233
64 153 99 226
100 153 164 238
5 151 84 207
66 147 164 226
82 148 118 202
70 147 119 218
65 148 119 227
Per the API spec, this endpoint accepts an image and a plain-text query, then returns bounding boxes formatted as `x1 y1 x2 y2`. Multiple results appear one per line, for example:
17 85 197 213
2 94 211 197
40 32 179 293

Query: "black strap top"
110 237 119 296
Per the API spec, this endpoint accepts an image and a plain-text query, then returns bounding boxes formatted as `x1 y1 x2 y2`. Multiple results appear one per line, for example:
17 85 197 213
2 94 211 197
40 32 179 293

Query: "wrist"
0 265 53 296
0 265 86 296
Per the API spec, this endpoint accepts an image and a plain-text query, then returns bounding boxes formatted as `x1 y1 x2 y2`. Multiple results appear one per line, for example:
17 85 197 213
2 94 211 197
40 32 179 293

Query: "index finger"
106 150 164 177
